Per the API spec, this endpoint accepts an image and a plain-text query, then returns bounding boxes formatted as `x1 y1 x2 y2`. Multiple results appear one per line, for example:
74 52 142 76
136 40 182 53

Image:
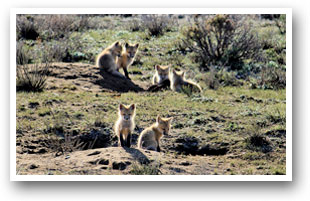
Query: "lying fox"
117 42 139 79
138 115 173 152
96 41 125 78
169 69 202 93
152 65 170 85
114 104 136 148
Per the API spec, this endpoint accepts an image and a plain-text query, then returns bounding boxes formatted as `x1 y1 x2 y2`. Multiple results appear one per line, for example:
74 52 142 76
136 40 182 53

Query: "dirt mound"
46 63 145 92
16 147 220 175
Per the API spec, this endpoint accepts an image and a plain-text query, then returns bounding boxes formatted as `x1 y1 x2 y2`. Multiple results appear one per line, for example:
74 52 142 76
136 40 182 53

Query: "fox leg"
123 68 130 80
126 133 131 148
119 134 125 147
156 145 161 152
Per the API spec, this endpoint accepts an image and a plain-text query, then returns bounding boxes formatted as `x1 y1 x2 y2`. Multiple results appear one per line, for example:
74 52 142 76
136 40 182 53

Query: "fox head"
156 115 173 135
125 43 139 58
170 69 185 82
111 41 123 57
118 104 136 121
155 65 170 82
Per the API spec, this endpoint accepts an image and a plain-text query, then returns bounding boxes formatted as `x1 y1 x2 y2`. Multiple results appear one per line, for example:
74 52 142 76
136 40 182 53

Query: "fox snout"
163 129 169 135
123 115 131 121
129 53 135 58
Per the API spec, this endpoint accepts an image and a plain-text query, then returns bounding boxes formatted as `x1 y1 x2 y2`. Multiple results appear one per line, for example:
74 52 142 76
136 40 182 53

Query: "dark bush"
16 15 39 40
245 132 272 153
181 14 261 71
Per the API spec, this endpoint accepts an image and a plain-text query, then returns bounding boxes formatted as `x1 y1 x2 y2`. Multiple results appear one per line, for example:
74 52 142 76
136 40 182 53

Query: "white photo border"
10 8 292 181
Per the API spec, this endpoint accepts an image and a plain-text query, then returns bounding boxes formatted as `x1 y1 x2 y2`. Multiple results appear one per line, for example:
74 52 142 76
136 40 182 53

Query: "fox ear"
156 115 161 122
155 65 160 70
125 42 129 48
135 43 139 48
114 41 120 46
119 104 124 110
168 117 173 123
130 104 135 110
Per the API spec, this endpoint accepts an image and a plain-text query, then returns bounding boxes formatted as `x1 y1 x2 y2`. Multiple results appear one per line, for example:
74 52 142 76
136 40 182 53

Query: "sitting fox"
117 42 139 79
152 65 170 85
96 41 125 78
169 69 202 93
114 104 136 148
138 115 173 152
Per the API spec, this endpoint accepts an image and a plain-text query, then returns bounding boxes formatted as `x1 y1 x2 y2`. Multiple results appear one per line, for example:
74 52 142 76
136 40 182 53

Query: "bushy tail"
185 80 202 93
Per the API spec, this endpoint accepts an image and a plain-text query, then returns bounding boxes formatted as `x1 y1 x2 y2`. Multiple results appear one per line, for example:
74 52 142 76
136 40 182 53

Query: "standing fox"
138 115 173 152
169 69 202 93
96 41 125 78
116 42 139 79
152 65 170 85
114 104 136 148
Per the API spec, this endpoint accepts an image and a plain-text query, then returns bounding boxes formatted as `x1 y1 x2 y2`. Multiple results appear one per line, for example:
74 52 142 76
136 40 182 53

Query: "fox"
116 42 139 79
114 104 136 148
96 41 125 78
169 69 202 93
152 65 170 85
138 115 173 152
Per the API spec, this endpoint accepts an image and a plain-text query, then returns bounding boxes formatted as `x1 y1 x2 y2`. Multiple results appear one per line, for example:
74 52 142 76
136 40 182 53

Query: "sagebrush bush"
244 126 272 153
16 15 40 40
254 66 286 90
181 14 261 71
141 14 175 36
203 68 243 90
127 17 144 32
17 14 95 41
16 44 50 92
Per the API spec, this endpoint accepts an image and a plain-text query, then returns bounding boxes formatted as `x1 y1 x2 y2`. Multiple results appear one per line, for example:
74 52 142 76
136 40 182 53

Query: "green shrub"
181 14 261 71
254 66 286 90
244 126 272 153
129 162 160 175
203 68 243 89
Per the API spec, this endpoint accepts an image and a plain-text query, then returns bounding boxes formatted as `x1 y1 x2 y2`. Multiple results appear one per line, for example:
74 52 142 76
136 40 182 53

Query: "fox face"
155 65 170 82
119 104 136 121
111 41 123 57
125 43 139 58
156 115 173 135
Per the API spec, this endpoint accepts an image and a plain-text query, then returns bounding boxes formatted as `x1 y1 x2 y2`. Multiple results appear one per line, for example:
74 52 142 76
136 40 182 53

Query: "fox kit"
116 42 139 79
114 104 136 148
96 41 125 78
169 69 202 93
152 65 170 85
138 115 173 152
